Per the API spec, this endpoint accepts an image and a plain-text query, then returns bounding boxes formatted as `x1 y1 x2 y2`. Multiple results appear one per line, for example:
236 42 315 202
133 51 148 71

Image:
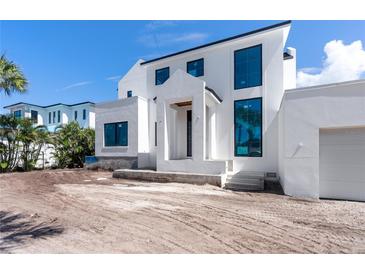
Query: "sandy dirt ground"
0 169 364 253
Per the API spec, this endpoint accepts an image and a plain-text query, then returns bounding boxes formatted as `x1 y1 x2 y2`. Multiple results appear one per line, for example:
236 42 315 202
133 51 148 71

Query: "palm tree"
0 54 28 96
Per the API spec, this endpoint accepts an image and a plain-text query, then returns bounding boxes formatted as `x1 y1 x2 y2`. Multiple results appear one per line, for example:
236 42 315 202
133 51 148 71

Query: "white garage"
279 79 365 202
319 127 365 201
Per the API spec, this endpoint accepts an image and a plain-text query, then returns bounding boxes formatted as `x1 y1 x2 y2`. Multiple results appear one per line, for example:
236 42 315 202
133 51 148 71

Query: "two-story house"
95 21 296 177
4 101 96 131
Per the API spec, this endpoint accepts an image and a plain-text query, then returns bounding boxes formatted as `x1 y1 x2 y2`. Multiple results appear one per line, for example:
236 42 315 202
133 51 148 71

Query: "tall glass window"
104 122 128 147
127 90 132 98
58 110 61 123
14 110 22 119
74 110 78 120
49 112 51 124
83 109 86 120
31 110 38 123
187 58 204 77
234 98 262 157
234 44 262 90
155 67 169 85
53 111 56 123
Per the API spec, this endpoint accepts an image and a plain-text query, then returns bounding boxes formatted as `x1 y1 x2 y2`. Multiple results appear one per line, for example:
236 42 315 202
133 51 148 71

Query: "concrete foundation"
86 156 138 171
113 169 224 187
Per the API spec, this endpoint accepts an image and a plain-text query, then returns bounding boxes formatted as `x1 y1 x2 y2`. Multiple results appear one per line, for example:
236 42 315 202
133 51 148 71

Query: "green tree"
0 54 28 96
0 115 49 172
51 122 95 168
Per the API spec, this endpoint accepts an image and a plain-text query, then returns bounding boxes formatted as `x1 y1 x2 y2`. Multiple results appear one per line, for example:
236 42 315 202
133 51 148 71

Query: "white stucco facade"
94 21 364 201
279 80 365 201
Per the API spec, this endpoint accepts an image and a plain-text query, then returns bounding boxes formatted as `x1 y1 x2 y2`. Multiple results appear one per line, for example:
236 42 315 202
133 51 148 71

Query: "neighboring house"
3 101 96 168
98 20 365 202
3 101 96 131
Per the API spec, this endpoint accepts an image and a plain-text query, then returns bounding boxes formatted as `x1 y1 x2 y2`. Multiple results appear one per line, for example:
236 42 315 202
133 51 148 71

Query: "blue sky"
1 20 365 113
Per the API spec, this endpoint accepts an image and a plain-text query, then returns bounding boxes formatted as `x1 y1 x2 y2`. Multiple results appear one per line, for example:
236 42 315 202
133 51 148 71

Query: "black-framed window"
104 121 128 147
57 110 61 123
234 44 262 90
127 90 132 98
14 110 22 119
53 111 56 123
187 58 204 77
83 109 86 120
31 110 38 123
74 110 78 120
234 97 262 157
155 67 169 85
48 112 51 124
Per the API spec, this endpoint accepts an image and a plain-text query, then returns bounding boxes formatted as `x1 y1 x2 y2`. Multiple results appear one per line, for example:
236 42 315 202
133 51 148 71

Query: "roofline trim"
3 101 95 109
205 86 223 103
140 20 291 65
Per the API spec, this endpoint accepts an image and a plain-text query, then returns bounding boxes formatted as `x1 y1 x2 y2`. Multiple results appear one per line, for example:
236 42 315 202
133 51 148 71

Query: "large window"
14 110 22 119
127 90 132 98
58 110 61 123
104 122 128 147
53 111 56 123
187 58 204 77
31 110 38 123
155 67 169 85
234 98 262 157
234 44 262 90
48 112 51 124
83 109 86 120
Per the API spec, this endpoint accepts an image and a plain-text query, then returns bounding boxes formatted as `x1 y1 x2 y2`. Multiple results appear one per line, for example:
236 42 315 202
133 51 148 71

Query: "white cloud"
297 40 365 87
145 21 177 30
59 81 92 91
105 75 121 81
138 32 209 48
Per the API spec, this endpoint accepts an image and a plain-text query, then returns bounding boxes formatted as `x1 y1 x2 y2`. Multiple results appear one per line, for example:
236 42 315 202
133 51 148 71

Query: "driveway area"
0 170 364 253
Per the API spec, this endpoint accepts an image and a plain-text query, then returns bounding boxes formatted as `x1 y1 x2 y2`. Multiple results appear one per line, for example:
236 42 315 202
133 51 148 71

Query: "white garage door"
319 127 365 202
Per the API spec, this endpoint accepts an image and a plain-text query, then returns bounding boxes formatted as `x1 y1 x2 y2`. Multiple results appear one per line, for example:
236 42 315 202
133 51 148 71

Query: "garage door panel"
319 127 365 202
320 180 365 201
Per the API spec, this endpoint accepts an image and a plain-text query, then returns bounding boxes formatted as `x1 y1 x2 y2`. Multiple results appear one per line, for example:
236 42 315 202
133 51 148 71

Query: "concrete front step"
113 169 224 187
224 181 264 191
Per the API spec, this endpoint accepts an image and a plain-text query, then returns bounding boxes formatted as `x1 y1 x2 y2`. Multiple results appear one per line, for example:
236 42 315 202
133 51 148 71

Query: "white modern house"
3 101 96 131
94 21 364 201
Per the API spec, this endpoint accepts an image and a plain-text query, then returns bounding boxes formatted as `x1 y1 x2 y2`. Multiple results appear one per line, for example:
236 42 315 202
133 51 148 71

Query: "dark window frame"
127 90 132 98
31 110 38 123
83 109 86 120
104 121 128 147
57 110 61 123
234 44 262 90
53 111 56 124
155 67 170 85
186 58 204 77
14 110 22 119
48 112 51 124
234 97 263 157
74 110 78 120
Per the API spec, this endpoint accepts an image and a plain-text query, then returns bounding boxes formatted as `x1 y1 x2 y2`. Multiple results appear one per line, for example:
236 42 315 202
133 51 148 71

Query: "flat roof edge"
285 79 365 94
3 101 95 109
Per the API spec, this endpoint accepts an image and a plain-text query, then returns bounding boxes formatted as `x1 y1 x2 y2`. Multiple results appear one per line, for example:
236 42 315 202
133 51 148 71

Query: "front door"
187 110 192 157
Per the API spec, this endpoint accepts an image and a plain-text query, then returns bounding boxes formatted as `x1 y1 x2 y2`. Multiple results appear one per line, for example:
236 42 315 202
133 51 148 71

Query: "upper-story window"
83 109 86 120
31 110 38 124
48 112 51 124
155 67 169 85
234 44 262 90
187 58 204 77
14 110 22 119
74 110 78 120
57 110 61 123
127 90 132 98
